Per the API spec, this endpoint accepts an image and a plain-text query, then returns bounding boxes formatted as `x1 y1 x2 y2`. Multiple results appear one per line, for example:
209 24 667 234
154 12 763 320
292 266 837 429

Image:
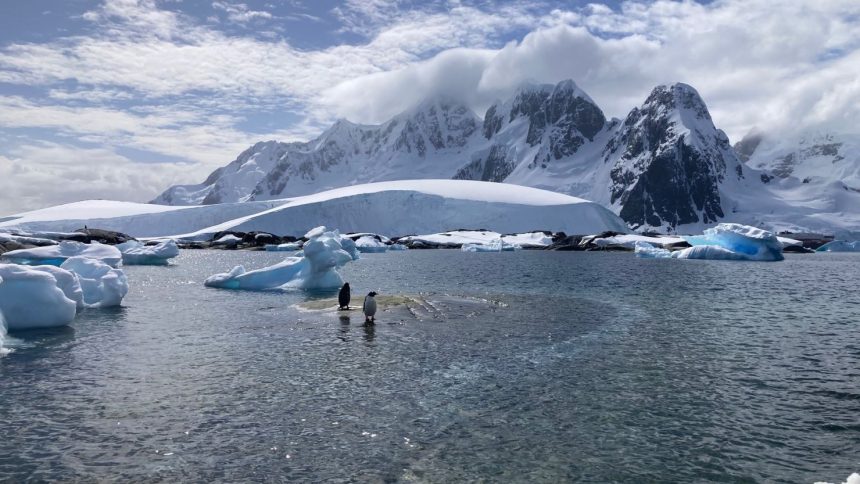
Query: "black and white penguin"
338 282 351 310
363 291 378 324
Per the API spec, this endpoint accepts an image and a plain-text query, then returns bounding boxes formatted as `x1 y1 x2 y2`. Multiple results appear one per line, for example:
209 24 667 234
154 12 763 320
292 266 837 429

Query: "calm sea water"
1 250 859 482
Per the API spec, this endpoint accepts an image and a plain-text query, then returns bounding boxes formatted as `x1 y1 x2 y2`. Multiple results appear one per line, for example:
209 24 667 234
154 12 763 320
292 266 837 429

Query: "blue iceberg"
636 224 784 261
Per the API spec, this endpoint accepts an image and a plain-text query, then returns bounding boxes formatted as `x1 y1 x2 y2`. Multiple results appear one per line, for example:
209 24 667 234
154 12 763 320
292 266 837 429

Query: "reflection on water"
1 250 859 482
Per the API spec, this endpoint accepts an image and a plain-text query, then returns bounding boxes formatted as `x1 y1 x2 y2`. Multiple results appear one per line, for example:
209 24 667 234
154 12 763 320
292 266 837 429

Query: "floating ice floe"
354 236 388 253
116 240 179 265
2 240 122 268
204 227 354 291
400 230 552 249
635 223 784 261
816 240 860 252
264 242 302 252
0 264 78 330
388 243 408 251
461 238 521 252
814 472 860 484
590 233 686 250
60 257 128 308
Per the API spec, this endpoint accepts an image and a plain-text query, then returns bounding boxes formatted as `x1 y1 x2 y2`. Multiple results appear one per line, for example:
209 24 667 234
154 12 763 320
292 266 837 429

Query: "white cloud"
0 143 186 214
211 1 273 24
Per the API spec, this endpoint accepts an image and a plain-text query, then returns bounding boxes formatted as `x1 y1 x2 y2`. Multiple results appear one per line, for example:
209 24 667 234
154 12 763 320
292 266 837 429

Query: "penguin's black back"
338 283 350 307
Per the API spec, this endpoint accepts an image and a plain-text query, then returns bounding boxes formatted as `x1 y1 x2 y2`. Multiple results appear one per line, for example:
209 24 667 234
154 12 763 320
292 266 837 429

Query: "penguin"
363 291 378 324
338 282 351 310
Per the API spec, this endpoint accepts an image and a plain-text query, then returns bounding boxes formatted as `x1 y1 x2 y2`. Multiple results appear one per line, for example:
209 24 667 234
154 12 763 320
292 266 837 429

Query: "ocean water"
1 250 859 482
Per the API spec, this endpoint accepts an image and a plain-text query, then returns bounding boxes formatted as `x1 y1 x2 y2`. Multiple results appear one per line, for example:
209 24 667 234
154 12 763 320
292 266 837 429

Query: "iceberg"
29 265 85 310
60 257 129 307
388 243 408 251
264 242 302 252
205 227 354 291
1 240 122 268
636 224 784 261
355 236 388 253
816 240 860 252
116 240 179 265
682 223 784 261
461 238 521 252
0 264 77 330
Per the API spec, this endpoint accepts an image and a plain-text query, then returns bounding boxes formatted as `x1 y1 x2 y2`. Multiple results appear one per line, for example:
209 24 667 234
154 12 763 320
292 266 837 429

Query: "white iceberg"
633 242 673 259
264 242 302 252
461 238 521 252
29 265 85 310
591 233 686 250
388 243 408 251
2 240 122 268
60 257 129 307
355 236 388 253
816 240 860 252
0 264 77 330
116 240 179 265
212 234 242 247
205 227 354 291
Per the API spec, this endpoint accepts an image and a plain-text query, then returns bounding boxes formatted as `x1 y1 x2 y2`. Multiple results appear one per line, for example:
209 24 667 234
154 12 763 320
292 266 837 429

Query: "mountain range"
152 80 860 236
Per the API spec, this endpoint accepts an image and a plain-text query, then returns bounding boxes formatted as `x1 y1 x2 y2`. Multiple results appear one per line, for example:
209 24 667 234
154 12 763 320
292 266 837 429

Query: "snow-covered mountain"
152 80 859 235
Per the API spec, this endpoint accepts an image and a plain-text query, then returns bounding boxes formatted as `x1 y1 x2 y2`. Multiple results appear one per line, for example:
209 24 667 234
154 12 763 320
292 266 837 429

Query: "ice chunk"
0 264 77 330
682 223 784 261
388 243 408 251
0 306 8 357
60 257 129 307
355 236 388 253
814 472 860 484
671 245 749 260
205 227 354 290
264 242 302 252
116 240 179 265
29 265 85 309
461 238 520 252
815 240 860 252
634 242 672 258
1 240 122 267
339 236 361 261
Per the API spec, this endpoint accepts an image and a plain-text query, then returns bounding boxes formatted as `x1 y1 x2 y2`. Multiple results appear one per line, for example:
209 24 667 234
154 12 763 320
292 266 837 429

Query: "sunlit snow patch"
1 240 122 267
636 223 784 261
204 227 354 291
116 240 179 265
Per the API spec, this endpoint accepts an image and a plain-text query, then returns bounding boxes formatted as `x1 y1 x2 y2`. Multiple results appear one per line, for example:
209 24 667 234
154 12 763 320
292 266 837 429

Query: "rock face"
151 80 765 232
603 84 742 229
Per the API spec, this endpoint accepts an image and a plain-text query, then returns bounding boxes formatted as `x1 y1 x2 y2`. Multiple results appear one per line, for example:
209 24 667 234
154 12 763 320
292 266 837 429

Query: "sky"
1 0 859 215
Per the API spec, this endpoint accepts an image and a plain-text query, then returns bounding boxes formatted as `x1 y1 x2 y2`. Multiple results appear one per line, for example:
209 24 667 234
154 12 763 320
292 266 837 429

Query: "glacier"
117 240 179 265
204 227 354 291
2 241 122 268
0 180 628 240
635 223 784 261
0 264 78 330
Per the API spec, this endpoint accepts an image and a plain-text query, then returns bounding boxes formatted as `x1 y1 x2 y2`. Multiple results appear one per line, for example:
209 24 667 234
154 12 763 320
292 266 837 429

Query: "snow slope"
1 180 628 239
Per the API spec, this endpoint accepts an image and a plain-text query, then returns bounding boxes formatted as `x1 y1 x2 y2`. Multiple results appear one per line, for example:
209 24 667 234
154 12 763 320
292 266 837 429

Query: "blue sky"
1 0 858 214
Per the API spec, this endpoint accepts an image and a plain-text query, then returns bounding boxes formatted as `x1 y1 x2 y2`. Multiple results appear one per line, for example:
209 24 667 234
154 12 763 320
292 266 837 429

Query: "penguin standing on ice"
363 291 378 324
338 283 351 310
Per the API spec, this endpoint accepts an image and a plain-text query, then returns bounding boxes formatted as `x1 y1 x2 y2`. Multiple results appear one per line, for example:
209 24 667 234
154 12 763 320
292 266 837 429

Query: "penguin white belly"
363 297 377 317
